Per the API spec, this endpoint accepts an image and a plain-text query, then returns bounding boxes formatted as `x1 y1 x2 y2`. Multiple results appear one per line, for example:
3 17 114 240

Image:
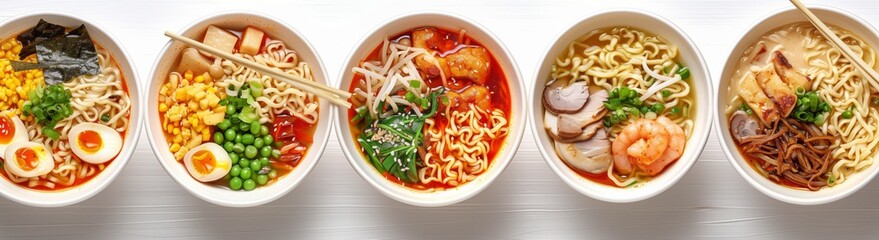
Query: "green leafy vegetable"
22 84 73 139
790 90 830 125
100 114 110 122
12 20 99 84
357 90 443 183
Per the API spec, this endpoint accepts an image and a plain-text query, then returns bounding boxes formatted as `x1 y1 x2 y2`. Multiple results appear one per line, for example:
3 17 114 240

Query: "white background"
1 0 878 239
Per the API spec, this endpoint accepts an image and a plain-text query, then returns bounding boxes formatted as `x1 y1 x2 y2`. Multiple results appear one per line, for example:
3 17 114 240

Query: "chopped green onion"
661 90 672 98
677 66 690 80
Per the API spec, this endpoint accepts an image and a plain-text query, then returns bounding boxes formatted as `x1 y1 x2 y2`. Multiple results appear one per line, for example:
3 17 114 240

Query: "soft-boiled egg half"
0 115 28 154
4 142 55 178
184 143 232 182
69 123 123 164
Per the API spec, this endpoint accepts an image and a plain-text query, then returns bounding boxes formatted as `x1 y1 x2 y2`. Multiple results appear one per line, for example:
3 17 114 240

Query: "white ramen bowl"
146 11 331 207
335 11 526 207
0 12 143 207
716 5 879 205
530 9 713 203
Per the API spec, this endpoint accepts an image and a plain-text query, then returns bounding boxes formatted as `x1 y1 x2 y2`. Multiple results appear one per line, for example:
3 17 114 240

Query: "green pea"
234 134 242 143
260 146 272 157
241 134 255 145
217 119 231 130
224 129 237 141
245 145 258 158
263 135 273 145
256 174 268 185
233 143 245 153
230 116 241 124
243 179 256 191
213 132 224 143
229 177 242 190
229 152 239 165
271 149 280 158
239 122 250 131
230 165 241 177
250 160 261 171
239 158 251 168
254 138 264 148
268 169 277 179
226 105 236 115
259 157 269 166
250 122 261 135
223 142 234 152
240 167 252 180
260 125 269 136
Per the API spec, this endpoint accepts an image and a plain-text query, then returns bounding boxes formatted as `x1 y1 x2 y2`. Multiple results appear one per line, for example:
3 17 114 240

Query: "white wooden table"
1 0 878 239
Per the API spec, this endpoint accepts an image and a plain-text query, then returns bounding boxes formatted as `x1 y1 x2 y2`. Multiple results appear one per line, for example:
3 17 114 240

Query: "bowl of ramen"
717 6 879 205
0 12 141 207
146 11 330 207
531 9 712 202
336 11 525 206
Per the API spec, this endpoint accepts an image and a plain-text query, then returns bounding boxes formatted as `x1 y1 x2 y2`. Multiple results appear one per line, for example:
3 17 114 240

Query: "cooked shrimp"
637 116 686 176
611 118 669 175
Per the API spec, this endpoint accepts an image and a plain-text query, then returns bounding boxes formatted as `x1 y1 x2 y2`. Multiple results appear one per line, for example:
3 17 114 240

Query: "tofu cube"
237 26 266 56
202 25 238 54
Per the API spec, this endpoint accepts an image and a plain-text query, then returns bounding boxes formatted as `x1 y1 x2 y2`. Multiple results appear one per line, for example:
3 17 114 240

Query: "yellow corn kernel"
184 70 193 81
172 127 181 135
159 103 169 113
173 134 183 143
169 143 181 153
193 91 206 101
201 130 211 141
199 99 209 110
194 75 204 83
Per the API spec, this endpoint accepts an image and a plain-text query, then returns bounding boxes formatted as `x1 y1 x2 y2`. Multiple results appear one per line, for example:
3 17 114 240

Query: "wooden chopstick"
790 0 879 91
164 31 352 108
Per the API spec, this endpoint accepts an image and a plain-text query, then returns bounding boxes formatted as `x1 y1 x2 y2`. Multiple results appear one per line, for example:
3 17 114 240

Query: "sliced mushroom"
772 51 811 91
554 129 612 174
729 110 759 142
543 79 590 114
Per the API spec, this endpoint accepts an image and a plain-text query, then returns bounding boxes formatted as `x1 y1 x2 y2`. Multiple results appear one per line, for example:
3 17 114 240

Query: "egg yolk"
0 116 15 144
78 130 104 153
15 148 39 171
191 150 216 174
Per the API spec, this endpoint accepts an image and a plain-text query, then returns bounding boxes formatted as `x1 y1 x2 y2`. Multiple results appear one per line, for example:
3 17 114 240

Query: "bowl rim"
0 11 143 207
714 4 879 205
529 7 714 203
333 10 526 207
144 10 333 207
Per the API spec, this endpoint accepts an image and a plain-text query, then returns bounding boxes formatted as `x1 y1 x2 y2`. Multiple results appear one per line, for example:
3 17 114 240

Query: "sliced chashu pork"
739 72 781 123
554 128 612 174
755 69 796 117
544 90 608 142
772 51 811 91
543 79 590 114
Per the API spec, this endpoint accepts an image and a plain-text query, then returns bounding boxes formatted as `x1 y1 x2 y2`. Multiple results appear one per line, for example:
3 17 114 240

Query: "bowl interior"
335 12 526 207
531 9 713 203
146 12 331 207
0 13 142 207
716 6 879 205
